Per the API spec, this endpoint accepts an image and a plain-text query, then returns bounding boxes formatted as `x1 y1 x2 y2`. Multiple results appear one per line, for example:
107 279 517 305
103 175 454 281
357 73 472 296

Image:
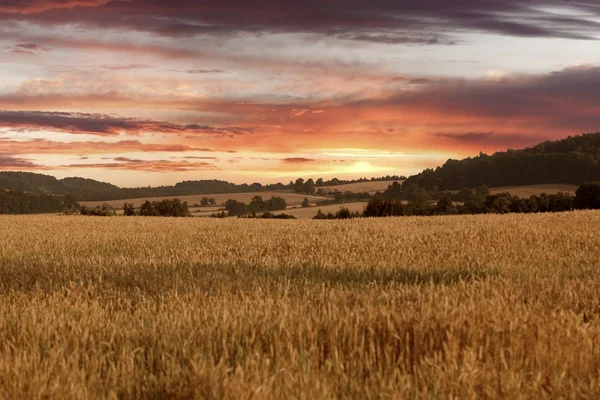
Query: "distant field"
283 202 367 219
81 191 324 209
1 212 599 398
489 183 578 197
321 180 401 193
319 181 577 197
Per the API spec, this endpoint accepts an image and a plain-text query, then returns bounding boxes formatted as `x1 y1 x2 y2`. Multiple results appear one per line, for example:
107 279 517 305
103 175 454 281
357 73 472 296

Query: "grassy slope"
0 213 599 398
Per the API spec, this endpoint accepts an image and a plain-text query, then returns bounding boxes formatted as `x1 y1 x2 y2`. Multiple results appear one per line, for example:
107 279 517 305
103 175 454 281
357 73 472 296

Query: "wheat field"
0 213 599 399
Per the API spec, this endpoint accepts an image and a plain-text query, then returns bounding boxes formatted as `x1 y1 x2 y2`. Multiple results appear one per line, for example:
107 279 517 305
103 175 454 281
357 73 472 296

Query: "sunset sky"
1 1 600 186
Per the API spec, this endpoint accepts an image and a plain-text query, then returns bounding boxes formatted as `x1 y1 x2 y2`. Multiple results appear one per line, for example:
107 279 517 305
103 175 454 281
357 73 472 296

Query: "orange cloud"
0 0 113 13
0 138 236 155
0 66 599 159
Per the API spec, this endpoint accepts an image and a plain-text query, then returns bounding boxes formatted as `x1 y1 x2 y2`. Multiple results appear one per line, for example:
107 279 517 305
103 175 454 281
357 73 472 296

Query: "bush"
80 204 115 216
240 212 296 219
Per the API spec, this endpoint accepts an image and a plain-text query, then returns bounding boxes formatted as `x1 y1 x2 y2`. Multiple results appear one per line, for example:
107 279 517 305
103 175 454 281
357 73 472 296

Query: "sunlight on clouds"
321 149 445 159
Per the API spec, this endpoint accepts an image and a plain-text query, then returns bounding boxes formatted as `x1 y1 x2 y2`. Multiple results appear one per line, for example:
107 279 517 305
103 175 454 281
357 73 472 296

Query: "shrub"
80 204 115 216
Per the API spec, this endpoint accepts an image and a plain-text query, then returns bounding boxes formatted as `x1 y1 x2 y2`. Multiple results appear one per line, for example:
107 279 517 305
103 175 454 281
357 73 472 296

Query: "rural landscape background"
2 0 600 398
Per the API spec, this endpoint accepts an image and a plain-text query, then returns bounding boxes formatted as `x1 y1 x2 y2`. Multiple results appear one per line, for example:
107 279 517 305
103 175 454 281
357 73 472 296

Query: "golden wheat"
0 212 599 399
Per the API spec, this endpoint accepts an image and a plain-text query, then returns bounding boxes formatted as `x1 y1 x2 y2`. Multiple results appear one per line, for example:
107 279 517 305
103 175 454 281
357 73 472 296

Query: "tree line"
0 190 79 215
316 182 600 219
223 196 288 216
80 198 191 217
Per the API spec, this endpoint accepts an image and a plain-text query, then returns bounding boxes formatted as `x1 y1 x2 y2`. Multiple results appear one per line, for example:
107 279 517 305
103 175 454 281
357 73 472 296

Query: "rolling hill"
2 132 600 202
404 132 600 190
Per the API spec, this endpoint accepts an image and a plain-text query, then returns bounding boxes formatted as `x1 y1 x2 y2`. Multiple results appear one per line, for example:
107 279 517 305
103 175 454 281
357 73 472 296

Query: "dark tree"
224 199 248 216
140 200 158 216
303 178 315 194
575 182 600 209
294 178 305 193
435 192 457 215
484 193 512 214
123 202 136 216
266 196 287 211
249 196 267 212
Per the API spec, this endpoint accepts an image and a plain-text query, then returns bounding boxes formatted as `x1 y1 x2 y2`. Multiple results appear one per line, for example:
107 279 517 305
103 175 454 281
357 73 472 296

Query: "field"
321 180 400 193
80 191 324 209
283 202 368 219
1 213 599 398
489 184 578 197
80 183 577 217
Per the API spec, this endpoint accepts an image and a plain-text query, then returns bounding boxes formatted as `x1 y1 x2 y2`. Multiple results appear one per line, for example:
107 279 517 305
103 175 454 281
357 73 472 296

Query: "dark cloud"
336 33 458 46
434 132 495 141
282 157 317 163
10 42 51 55
0 154 48 170
97 64 151 71
186 69 227 74
355 65 600 133
15 43 50 51
182 156 220 160
64 157 221 172
0 110 253 137
1 1 599 43
11 49 36 55
0 138 237 154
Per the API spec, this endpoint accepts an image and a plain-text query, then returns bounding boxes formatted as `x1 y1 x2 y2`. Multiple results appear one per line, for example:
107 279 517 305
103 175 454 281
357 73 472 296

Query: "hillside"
0 172 271 201
0 171 394 202
404 132 600 190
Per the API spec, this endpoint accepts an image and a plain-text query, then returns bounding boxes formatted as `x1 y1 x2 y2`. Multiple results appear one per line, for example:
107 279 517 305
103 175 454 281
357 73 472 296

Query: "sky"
1 1 600 186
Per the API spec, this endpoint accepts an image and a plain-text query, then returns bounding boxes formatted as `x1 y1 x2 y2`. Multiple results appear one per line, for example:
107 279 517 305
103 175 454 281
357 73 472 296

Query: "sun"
346 161 379 174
